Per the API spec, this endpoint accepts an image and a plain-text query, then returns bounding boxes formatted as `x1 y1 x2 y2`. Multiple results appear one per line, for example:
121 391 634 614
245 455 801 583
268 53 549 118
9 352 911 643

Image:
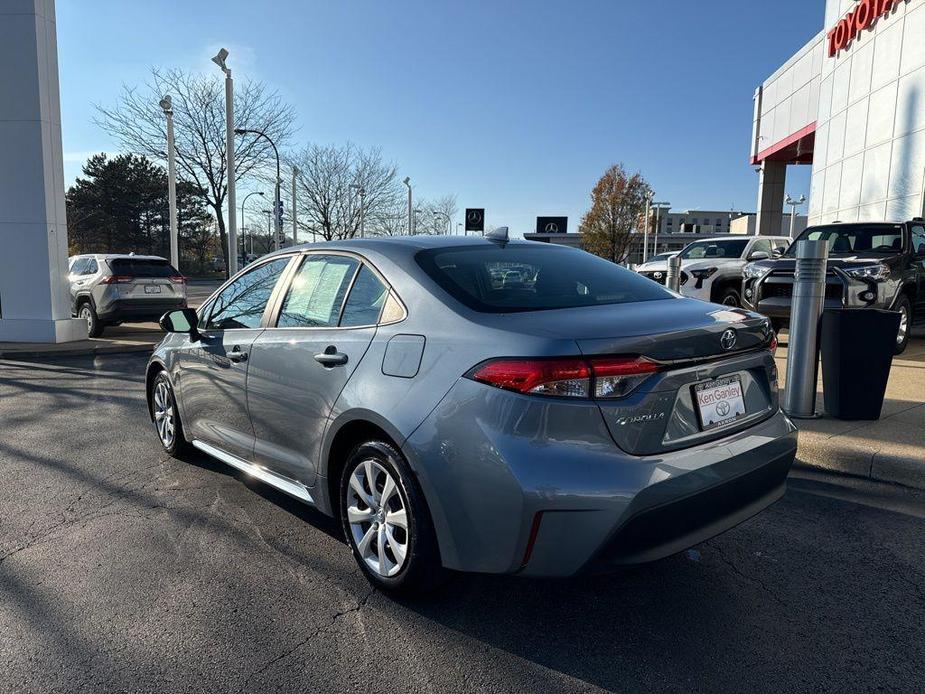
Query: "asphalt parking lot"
1 352 924 693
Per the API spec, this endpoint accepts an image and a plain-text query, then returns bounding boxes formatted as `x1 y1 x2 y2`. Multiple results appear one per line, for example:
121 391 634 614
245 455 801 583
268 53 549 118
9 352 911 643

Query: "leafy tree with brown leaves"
579 164 651 264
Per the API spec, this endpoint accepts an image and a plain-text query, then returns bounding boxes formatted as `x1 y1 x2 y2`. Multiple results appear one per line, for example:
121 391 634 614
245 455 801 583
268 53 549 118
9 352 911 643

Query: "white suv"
68 254 187 337
675 236 790 307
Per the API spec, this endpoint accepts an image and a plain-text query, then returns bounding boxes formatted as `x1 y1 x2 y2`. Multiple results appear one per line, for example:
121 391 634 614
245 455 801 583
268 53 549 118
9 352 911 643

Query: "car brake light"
768 333 778 355
100 275 134 284
169 275 186 284
467 355 660 399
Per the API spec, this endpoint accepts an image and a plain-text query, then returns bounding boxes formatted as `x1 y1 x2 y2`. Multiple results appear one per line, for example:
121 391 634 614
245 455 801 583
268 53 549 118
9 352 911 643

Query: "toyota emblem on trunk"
720 329 737 351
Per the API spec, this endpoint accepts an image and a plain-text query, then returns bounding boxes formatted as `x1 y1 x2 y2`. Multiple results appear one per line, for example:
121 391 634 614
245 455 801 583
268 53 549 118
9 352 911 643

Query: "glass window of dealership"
753 0 925 234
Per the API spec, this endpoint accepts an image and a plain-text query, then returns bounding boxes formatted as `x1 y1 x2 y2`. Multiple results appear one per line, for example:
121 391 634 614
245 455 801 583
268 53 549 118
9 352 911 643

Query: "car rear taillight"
467 355 660 400
768 333 778 355
100 275 134 284
169 275 186 284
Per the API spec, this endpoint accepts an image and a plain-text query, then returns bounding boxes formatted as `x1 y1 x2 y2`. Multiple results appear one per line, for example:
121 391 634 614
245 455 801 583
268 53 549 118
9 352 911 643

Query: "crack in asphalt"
709 543 792 615
236 586 378 692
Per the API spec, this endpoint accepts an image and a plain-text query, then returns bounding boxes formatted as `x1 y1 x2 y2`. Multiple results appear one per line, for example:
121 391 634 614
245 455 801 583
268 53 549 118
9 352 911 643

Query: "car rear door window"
340 266 389 327
70 258 88 275
205 257 291 330
277 255 359 328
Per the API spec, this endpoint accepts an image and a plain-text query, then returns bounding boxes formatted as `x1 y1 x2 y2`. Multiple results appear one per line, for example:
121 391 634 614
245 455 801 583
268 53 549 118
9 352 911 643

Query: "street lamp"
241 191 265 262
643 193 653 264
212 48 237 276
291 166 299 245
785 194 806 239
159 95 179 271
456 222 462 236
433 211 449 235
403 177 412 235
350 183 366 238
236 128 282 250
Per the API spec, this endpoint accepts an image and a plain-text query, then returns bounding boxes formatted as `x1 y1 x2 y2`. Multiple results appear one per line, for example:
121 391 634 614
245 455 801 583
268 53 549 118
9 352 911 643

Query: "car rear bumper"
98 298 187 322
404 378 798 578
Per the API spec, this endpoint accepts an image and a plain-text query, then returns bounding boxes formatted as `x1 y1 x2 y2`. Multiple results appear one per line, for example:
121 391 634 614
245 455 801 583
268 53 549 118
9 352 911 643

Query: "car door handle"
314 349 348 367
228 347 248 363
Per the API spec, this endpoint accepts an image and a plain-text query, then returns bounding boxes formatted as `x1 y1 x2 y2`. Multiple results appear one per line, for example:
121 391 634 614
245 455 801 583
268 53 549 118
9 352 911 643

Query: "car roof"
263 235 555 261
73 253 169 261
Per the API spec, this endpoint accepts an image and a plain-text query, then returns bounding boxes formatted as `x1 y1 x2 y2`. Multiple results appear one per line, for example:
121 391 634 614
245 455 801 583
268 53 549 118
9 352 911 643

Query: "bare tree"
289 143 404 241
96 67 296 273
415 194 458 235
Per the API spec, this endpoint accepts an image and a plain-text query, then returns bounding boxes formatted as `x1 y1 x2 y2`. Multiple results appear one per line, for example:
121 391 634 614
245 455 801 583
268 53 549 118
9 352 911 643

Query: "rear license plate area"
144 285 162 294
693 375 746 431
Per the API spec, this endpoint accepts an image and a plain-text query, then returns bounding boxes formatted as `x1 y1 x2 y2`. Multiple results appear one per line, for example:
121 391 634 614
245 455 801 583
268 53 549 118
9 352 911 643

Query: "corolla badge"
615 412 666 426
720 328 737 351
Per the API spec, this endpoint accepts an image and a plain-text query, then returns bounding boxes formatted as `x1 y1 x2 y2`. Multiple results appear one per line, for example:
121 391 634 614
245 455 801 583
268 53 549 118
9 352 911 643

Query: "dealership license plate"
693 376 746 431
144 285 162 294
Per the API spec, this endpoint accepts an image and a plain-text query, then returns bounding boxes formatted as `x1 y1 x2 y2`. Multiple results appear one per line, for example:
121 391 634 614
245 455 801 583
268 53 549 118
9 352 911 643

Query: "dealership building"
753 0 925 235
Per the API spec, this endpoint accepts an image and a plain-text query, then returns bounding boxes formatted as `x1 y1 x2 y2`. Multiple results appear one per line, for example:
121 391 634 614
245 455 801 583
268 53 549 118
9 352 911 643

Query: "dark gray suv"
147 235 797 593
742 221 925 354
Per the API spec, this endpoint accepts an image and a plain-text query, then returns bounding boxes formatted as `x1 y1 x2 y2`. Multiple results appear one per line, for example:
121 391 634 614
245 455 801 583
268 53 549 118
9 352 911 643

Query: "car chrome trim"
191 439 314 504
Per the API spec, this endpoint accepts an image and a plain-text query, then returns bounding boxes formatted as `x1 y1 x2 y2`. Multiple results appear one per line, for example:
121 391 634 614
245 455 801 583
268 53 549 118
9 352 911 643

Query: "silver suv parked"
68 254 187 337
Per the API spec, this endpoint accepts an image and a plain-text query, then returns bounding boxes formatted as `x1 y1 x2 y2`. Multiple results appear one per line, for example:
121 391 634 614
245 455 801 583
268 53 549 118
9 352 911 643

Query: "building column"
755 160 787 237
0 0 86 343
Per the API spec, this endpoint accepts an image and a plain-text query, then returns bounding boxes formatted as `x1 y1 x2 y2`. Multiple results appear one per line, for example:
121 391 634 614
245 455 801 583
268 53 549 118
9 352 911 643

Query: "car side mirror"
748 251 771 261
160 308 200 340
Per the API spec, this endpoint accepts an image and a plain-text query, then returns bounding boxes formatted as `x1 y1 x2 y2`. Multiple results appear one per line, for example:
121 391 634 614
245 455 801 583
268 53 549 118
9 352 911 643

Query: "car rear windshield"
109 258 178 277
415 245 674 313
787 224 904 256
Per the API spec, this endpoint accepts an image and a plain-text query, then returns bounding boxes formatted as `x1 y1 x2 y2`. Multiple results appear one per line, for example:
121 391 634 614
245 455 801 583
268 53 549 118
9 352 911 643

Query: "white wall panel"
827 109 847 164
858 201 888 221
886 194 922 220
849 42 874 104
894 65 925 137
888 130 925 199
831 60 852 114
844 97 869 157
818 75 834 123
815 121 830 169
901 2 925 75
809 168 826 217
872 21 903 91
867 81 898 147
860 141 892 204
773 97 793 144
839 153 864 209
823 163 843 214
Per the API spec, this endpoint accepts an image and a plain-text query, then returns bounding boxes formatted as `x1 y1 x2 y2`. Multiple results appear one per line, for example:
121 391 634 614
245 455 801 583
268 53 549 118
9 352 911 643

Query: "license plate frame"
144 285 162 294
692 375 747 431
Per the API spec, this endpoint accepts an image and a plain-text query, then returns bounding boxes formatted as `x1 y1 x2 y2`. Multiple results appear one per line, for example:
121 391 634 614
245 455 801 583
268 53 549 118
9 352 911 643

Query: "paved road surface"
1 352 923 693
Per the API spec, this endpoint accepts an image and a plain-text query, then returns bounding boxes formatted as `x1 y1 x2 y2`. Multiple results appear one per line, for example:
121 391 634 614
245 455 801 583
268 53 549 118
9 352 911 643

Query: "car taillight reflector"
468 355 660 400
169 275 187 284
101 275 134 284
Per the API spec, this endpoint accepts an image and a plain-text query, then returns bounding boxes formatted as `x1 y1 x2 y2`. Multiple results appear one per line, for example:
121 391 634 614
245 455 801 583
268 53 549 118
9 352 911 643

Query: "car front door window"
205 257 292 331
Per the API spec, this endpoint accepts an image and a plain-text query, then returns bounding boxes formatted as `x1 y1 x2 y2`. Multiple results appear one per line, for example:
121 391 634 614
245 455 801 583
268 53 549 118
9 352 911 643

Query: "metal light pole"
350 183 366 238
291 166 299 245
433 212 449 235
236 128 282 250
403 177 412 235
785 194 805 239
456 222 462 236
212 48 237 276
159 95 179 270
240 191 264 263
643 194 653 264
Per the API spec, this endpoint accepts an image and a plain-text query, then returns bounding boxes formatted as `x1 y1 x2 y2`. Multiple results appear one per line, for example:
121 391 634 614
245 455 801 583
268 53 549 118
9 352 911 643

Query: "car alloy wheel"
346 459 409 578
152 379 176 449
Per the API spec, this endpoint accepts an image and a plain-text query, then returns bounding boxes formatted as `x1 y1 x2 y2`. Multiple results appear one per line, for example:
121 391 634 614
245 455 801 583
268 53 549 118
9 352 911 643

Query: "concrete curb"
0 343 155 360
796 435 925 491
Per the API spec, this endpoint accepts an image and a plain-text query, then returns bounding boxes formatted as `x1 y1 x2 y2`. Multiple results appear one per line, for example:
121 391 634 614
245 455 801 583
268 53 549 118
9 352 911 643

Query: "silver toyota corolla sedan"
146 233 797 592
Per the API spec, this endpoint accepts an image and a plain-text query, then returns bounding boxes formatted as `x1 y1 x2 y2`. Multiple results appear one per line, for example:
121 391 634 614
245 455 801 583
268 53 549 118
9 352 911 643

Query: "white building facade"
753 0 925 233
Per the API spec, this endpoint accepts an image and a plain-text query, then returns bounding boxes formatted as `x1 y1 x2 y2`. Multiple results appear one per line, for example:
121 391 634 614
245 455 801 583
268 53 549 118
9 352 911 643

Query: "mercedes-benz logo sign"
467 210 482 223
654 272 663 279
720 328 737 351
716 401 731 417
544 222 559 233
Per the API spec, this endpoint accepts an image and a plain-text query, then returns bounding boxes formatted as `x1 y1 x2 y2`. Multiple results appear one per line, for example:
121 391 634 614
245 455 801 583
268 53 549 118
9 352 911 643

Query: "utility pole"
212 48 236 276
292 166 299 244
643 194 653 263
403 177 412 235
350 183 366 238
159 96 179 270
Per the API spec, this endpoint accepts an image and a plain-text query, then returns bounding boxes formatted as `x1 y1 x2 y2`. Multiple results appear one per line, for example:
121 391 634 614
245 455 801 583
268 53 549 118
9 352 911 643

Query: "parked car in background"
743 221 925 354
147 235 795 594
670 236 790 307
634 252 677 282
67 254 187 337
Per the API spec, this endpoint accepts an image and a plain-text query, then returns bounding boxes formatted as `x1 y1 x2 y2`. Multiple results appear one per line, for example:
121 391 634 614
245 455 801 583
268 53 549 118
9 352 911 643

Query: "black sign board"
465 208 485 233
537 216 568 234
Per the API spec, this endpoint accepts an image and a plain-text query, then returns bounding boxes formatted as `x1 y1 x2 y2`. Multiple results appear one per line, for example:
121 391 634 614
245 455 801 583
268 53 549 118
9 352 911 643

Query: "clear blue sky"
57 0 824 234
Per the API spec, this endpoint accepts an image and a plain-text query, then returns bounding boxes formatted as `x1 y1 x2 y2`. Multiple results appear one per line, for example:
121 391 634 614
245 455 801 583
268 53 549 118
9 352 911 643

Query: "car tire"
718 286 741 307
340 440 444 594
894 294 912 356
78 301 103 338
150 371 189 456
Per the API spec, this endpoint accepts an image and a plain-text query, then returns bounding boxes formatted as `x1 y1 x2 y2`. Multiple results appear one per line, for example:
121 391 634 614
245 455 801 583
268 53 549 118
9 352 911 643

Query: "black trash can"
820 308 901 420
